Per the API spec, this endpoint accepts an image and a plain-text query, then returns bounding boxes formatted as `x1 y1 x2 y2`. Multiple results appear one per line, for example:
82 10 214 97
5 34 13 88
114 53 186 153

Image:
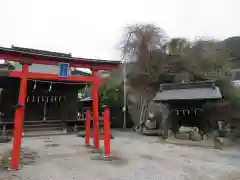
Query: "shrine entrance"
24 80 83 123
0 46 120 169
170 100 206 128
154 81 223 134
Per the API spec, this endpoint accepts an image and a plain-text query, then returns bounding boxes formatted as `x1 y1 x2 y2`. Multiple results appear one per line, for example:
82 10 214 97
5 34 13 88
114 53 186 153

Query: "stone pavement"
0 131 240 180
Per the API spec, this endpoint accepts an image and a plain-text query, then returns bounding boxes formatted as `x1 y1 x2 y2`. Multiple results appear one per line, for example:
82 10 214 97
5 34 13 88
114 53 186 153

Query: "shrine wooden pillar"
11 63 29 169
91 70 100 149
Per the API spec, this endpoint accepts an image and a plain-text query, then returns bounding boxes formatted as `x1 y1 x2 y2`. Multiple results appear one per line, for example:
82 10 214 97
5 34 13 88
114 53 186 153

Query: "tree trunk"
160 104 171 139
139 98 149 132
127 91 149 132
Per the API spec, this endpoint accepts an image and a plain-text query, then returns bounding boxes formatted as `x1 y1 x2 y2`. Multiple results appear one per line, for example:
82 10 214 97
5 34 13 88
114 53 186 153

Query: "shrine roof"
159 80 217 91
11 46 73 58
0 46 120 69
153 81 222 101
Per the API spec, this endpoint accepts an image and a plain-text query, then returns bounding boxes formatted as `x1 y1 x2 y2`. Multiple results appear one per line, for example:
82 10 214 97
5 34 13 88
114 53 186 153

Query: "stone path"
0 131 239 180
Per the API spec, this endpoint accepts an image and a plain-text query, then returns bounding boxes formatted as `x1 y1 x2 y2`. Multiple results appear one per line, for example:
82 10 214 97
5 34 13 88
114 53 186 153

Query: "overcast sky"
0 0 239 61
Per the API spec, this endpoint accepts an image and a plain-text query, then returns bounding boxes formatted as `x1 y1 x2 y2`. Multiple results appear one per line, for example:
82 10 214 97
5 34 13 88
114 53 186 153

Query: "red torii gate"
0 46 120 169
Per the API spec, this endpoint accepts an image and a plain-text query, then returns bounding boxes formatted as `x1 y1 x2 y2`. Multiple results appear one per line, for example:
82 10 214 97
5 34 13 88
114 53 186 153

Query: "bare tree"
120 24 170 132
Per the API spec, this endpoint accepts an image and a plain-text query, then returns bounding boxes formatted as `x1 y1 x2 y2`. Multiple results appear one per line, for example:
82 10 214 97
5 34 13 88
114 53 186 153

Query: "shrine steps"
0 119 86 137
22 130 67 137
23 120 63 132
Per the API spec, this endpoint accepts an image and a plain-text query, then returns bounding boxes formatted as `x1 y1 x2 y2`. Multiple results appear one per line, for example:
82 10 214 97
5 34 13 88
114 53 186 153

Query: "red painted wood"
85 108 111 156
92 70 100 149
9 71 104 83
0 52 119 70
99 136 104 140
103 107 111 157
11 64 29 169
85 109 91 146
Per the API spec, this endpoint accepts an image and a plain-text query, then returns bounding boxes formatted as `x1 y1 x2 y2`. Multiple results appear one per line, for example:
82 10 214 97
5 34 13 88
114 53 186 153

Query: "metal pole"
123 59 127 129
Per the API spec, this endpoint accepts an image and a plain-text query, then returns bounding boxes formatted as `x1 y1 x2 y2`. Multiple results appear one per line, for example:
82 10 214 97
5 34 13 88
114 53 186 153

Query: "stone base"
213 137 233 149
85 144 92 148
100 155 115 161
175 133 190 140
7 165 23 171
0 147 38 171
77 132 114 139
91 149 102 154
91 154 114 161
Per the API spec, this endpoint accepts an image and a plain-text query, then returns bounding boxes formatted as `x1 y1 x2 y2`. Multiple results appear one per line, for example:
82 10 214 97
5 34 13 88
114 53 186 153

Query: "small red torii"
0 46 120 169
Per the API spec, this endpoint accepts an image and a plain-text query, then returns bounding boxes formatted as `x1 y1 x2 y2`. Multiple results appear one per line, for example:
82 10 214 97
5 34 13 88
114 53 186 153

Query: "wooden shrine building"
0 46 120 169
0 62 91 132
153 81 222 134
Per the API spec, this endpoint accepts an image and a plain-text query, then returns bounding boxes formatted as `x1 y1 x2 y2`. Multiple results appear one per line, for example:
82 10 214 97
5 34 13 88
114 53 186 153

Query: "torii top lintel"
0 46 120 70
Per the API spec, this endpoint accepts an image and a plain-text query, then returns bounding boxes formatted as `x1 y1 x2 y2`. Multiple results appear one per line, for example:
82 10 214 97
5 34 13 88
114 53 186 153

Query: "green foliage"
98 71 123 106
99 82 123 107
221 36 240 58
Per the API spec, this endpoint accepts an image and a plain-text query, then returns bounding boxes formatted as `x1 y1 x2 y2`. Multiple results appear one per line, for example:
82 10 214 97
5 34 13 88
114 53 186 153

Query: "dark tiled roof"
0 46 120 64
154 81 222 101
11 46 72 58
159 80 216 91
154 87 222 101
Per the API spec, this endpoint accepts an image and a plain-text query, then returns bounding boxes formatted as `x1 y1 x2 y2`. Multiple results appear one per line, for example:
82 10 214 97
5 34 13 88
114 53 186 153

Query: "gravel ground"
0 130 240 180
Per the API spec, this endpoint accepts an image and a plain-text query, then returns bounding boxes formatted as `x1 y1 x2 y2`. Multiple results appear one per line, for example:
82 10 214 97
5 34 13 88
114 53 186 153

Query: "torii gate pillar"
91 70 100 149
11 63 29 169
